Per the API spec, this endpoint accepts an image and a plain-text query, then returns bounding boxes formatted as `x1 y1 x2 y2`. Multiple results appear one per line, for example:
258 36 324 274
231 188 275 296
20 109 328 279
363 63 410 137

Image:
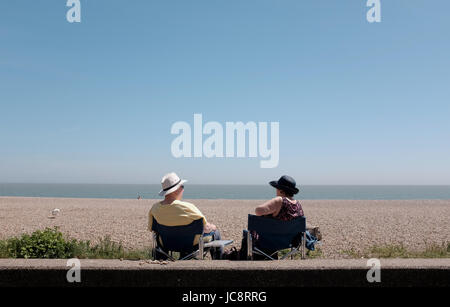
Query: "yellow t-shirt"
148 200 210 245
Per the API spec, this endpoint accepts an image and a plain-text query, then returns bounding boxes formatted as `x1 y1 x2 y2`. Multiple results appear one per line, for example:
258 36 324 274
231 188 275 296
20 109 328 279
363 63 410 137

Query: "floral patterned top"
275 197 304 221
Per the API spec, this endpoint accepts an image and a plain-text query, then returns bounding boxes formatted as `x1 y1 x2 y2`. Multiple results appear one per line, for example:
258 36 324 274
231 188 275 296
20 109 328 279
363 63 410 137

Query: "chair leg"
154 247 175 261
199 238 204 260
180 250 199 260
280 247 299 260
151 233 157 260
302 232 306 260
254 247 277 260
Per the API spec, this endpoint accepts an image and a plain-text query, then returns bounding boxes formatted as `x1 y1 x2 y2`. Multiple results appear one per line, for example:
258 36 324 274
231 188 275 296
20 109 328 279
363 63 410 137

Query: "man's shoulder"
172 200 197 209
150 201 162 211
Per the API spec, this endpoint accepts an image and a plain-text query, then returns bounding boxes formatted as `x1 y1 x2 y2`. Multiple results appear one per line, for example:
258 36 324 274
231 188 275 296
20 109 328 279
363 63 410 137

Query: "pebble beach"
0 197 449 259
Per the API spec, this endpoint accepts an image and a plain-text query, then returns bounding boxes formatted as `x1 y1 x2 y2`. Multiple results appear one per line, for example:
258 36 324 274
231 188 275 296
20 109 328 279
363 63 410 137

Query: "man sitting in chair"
148 172 223 259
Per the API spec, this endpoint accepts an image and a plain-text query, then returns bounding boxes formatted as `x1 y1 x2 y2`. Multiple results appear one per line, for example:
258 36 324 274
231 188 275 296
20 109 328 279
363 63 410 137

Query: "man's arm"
182 202 217 232
255 197 283 216
148 210 153 231
203 222 217 233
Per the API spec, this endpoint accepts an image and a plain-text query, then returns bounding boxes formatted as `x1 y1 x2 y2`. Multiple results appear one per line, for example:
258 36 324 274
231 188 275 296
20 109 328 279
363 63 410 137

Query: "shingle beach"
1 197 449 259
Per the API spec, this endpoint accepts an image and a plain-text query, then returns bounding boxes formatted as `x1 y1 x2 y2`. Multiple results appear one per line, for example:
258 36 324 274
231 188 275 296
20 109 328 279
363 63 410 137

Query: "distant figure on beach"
148 172 223 259
137 195 142 200
233 175 321 260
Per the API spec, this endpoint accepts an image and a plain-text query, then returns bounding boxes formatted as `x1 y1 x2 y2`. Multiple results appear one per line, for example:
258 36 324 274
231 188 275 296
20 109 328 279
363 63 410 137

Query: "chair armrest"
204 240 233 248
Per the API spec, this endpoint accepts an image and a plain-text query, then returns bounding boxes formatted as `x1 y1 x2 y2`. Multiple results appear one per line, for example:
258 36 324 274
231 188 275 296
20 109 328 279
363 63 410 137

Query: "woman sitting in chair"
231 175 321 260
255 175 304 221
255 175 321 238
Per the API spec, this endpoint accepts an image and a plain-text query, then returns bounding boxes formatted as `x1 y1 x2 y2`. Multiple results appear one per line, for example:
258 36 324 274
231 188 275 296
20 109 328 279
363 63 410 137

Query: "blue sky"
1 0 449 185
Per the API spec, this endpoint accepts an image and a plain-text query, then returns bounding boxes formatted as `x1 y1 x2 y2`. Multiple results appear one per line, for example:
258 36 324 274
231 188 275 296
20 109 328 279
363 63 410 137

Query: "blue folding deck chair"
246 214 306 260
151 217 233 260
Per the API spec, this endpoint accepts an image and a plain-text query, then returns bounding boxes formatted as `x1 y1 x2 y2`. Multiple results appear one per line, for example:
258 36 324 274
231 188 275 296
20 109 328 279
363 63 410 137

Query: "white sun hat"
158 172 187 196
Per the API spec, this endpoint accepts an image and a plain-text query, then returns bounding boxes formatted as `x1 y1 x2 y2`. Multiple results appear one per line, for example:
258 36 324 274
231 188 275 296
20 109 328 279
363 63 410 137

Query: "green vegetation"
2 228 449 260
0 227 152 260
4 227 75 258
306 248 323 259
0 240 8 258
341 242 450 259
341 247 361 259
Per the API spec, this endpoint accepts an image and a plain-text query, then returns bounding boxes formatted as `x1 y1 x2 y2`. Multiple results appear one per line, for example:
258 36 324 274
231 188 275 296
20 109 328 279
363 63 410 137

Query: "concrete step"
0 259 449 287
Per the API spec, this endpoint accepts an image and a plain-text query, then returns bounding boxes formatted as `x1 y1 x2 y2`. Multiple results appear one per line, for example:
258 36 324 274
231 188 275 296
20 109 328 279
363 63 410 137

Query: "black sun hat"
269 175 299 195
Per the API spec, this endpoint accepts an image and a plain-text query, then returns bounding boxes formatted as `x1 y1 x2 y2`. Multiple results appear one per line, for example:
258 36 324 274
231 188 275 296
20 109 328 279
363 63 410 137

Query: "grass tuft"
341 242 450 259
278 247 323 259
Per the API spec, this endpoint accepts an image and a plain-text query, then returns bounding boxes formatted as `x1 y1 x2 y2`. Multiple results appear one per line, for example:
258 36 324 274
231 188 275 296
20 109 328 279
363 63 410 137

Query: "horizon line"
1 182 450 187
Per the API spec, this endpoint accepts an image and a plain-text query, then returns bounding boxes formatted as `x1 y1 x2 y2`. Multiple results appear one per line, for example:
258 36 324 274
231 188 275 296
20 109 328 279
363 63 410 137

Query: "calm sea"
0 184 450 200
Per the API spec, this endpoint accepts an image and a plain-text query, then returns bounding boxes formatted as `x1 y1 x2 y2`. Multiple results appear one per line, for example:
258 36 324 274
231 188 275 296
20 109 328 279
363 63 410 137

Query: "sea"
0 184 450 200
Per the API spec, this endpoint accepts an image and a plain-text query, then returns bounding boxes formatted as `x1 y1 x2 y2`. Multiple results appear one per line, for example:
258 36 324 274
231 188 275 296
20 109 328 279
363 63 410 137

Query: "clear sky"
1 0 449 185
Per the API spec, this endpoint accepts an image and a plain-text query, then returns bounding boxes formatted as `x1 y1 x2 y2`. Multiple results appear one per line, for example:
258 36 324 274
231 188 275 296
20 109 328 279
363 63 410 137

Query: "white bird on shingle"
52 208 61 216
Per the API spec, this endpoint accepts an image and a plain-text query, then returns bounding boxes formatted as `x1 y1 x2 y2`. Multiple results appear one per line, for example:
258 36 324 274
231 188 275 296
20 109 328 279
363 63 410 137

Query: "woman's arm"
255 197 283 216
